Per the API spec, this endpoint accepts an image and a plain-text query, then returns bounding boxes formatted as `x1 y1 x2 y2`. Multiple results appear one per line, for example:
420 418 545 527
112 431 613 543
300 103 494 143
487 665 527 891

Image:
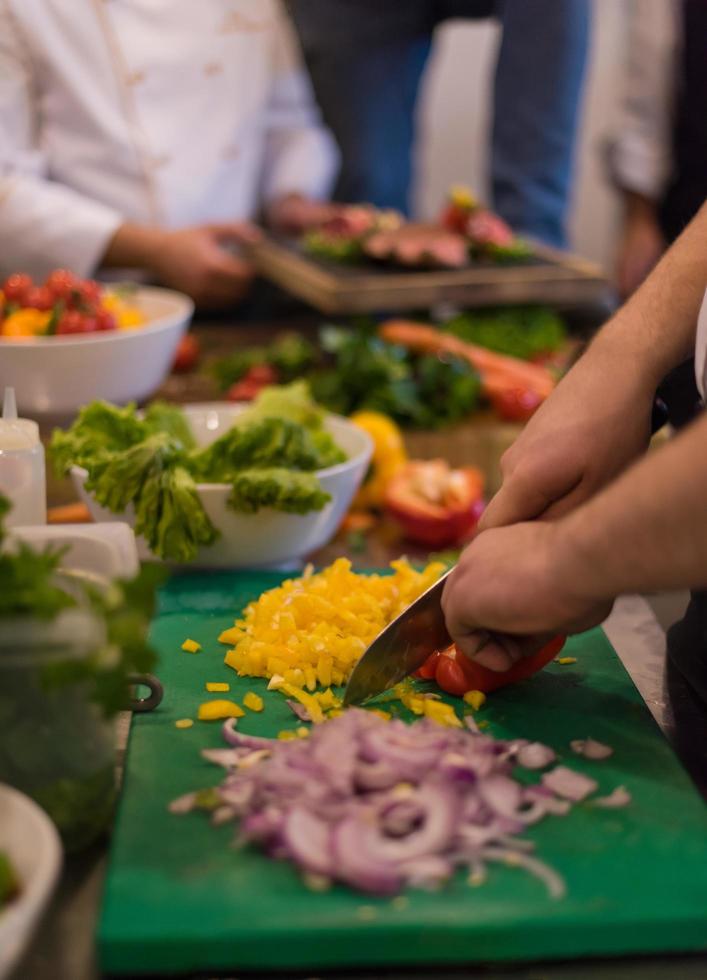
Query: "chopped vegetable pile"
0 268 144 338
0 850 19 909
218 557 445 690
50 382 347 562
173 708 594 897
444 306 566 362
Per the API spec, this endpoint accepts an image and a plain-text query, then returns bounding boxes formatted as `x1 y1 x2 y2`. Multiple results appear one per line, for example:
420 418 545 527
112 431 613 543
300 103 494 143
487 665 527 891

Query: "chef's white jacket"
0 0 338 279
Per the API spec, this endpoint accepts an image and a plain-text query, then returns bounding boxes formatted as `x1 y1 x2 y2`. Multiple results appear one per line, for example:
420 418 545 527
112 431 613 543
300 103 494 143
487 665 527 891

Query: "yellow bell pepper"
243 692 264 712
205 682 230 693
463 690 486 711
1 308 51 337
197 699 244 721
181 638 201 653
350 411 407 510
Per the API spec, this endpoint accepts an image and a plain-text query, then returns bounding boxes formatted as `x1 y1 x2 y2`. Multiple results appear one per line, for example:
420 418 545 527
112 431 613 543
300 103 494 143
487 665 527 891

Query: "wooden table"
24 314 707 980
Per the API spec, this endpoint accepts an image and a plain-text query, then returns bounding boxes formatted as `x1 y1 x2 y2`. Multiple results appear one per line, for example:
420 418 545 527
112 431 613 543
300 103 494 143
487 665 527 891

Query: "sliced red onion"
176 709 579 899
168 791 198 814
517 742 556 770
570 738 613 761
482 845 566 899
222 717 274 750
593 786 631 808
286 700 312 723
283 807 333 877
542 766 598 802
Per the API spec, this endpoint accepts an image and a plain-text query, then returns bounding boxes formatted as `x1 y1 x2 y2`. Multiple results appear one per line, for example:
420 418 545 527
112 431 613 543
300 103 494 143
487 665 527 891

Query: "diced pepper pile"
218 557 445 691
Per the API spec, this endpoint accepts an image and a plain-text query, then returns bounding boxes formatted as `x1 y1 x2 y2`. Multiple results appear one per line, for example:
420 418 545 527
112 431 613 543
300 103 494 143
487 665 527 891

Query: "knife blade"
343 567 459 706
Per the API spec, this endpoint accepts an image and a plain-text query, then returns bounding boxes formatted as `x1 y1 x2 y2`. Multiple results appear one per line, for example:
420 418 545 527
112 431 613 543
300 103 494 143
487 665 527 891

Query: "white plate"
0 785 62 980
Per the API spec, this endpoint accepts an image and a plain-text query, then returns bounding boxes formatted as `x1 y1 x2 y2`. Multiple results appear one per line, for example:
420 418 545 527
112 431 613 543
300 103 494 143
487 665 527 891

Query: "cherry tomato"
95 309 117 331
490 387 543 423
245 363 279 384
414 650 441 680
45 269 79 303
56 310 87 335
22 286 55 311
434 652 473 696
172 333 201 373
227 379 260 402
78 279 102 305
2 273 32 303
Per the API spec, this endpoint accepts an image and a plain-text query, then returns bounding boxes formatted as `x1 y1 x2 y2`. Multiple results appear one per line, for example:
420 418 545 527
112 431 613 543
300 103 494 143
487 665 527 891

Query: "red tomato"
245 363 279 384
45 269 79 303
22 286 55 311
489 387 543 423
227 379 260 402
78 279 102 305
95 309 117 331
56 310 88 335
2 273 32 303
414 650 441 680
430 636 566 696
439 203 470 234
172 333 201 373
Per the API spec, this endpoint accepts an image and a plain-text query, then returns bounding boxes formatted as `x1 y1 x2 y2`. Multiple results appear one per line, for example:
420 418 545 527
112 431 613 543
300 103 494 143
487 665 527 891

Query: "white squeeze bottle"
0 387 47 526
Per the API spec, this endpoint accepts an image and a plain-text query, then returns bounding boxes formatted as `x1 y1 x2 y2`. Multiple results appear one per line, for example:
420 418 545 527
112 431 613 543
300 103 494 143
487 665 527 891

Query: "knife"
343 567 489 706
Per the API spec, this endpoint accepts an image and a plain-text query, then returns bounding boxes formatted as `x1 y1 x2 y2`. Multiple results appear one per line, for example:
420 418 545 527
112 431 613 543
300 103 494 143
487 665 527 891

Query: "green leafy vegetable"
137 464 218 564
228 468 331 514
210 333 316 390
143 401 197 449
444 306 566 361
238 379 325 429
303 230 364 263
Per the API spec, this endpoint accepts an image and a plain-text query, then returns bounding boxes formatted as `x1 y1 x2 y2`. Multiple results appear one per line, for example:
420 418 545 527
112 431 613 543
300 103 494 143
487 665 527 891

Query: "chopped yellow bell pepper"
423 699 463 728
277 730 297 740
197 699 244 721
243 692 264 712
280 683 325 724
205 682 230 693
174 718 194 729
556 656 577 666
181 638 201 653
463 690 486 711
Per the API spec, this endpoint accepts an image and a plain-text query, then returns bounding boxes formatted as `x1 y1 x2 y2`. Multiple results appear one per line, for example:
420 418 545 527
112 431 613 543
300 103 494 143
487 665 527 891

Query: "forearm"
561 412 707 597
100 222 164 271
590 203 707 388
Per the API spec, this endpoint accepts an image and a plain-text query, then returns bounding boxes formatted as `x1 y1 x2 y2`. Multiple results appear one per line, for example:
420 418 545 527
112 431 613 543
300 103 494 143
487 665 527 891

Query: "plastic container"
0 388 46 526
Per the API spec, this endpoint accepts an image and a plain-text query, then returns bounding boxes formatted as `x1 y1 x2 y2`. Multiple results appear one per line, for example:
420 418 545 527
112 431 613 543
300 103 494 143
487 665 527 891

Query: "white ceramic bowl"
0 784 62 980
0 286 194 419
72 402 373 568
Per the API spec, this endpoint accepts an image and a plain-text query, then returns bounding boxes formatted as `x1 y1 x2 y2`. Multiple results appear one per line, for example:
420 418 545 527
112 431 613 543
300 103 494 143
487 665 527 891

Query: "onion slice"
542 766 598 802
570 738 613 761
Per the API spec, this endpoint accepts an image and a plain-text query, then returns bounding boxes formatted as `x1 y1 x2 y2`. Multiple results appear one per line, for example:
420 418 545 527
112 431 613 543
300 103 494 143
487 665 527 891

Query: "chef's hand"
441 521 612 671
265 193 341 235
479 338 654 532
103 221 260 309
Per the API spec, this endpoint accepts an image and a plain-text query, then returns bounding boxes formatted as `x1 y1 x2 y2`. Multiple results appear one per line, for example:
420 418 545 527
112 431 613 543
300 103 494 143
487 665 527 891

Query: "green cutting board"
99 571 707 975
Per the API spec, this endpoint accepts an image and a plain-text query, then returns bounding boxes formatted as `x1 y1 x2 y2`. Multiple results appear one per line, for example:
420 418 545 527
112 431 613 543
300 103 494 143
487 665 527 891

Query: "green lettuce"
228 468 331 514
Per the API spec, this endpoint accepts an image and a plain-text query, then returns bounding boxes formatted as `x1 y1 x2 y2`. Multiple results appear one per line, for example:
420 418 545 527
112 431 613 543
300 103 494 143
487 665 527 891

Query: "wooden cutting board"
98 571 707 975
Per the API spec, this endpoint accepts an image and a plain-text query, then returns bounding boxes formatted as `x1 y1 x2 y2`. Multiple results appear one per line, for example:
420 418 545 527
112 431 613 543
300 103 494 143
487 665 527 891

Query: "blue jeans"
287 0 590 248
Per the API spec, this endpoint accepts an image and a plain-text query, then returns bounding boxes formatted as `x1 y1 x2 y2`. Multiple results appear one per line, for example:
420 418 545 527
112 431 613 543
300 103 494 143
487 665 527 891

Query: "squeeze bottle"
0 387 47 526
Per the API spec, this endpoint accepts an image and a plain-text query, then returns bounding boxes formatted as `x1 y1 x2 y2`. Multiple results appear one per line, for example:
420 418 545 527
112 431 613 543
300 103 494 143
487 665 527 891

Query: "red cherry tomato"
22 286 55 311
56 310 87 335
95 309 117 331
245 363 279 384
172 333 201 373
434 652 474 696
490 387 543 423
45 269 79 303
414 650 441 680
2 273 33 303
78 279 102 305
227 379 261 402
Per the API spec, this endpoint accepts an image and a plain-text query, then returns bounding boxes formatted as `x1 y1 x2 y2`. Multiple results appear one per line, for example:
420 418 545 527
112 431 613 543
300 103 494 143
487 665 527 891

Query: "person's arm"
442 409 707 670
480 200 707 532
608 0 679 296
0 1 122 280
259 0 339 233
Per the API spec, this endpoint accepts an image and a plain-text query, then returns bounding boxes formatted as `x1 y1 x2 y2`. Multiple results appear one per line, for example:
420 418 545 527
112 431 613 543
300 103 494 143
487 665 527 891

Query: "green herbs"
50 384 346 563
0 851 19 907
444 307 566 362
211 333 316 390
309 325 481 428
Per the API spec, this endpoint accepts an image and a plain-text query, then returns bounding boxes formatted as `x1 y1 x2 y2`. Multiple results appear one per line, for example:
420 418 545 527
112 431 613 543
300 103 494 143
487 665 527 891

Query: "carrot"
379 320 555 399
47 502 92 524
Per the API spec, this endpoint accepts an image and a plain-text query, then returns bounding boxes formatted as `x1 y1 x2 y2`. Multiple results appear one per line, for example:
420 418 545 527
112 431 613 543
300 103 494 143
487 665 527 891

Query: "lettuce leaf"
227 468 331 514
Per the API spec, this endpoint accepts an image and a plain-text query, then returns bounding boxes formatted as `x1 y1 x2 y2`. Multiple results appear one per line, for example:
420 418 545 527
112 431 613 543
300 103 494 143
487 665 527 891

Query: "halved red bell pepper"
385 460 485 548
416 635 566 695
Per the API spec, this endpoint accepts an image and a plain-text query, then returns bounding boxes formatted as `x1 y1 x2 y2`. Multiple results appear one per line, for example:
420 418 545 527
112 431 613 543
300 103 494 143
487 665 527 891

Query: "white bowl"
0 784 62 980
0 286 194 419
72 402 373 568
